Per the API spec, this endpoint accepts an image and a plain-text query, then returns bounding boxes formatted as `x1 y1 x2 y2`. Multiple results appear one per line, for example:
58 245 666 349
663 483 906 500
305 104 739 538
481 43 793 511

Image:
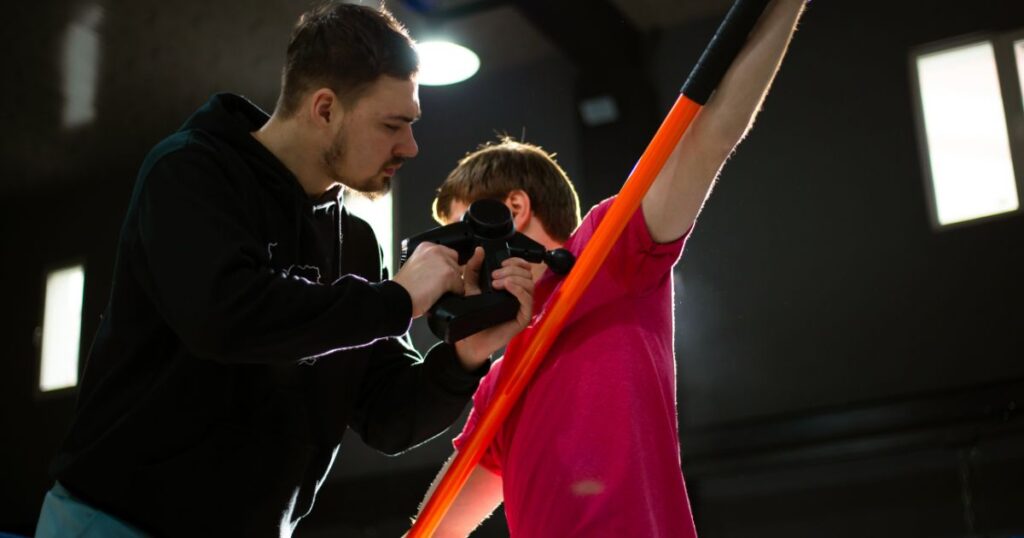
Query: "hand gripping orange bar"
409 1 769 535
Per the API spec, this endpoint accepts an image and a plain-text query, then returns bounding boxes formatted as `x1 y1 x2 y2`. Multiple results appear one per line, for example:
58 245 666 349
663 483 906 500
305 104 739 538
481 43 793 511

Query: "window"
61 4 103 129
912 36 1023 228
1015 39 1024 106
343 190 395 275
39 264 85 392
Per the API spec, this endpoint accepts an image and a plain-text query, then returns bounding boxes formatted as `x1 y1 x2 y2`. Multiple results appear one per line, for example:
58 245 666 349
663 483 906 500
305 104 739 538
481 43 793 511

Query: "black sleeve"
132 147 413 363
350 337 489 455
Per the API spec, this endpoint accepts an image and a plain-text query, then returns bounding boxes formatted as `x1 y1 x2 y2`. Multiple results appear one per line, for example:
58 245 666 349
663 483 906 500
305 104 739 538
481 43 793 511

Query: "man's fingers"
491 265 532 282
465 247 484 269
447 273 465 296
503 281 533 317
447 256 466 294
500 257 532 270
491 274 534 294
492 257 533 283
443 246 461 264
430 244 462 275
446 261 466 293
425 242 460 264
411 241 461 271
413 240 436 252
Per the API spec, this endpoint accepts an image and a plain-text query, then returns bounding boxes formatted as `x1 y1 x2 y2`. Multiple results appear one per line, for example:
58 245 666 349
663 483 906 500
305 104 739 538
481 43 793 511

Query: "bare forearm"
700 0 805 148
643 0 806 242
412 455 503 537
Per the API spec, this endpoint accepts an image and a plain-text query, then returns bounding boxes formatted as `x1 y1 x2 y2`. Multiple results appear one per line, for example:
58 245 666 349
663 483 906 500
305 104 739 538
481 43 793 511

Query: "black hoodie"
51 94 484 536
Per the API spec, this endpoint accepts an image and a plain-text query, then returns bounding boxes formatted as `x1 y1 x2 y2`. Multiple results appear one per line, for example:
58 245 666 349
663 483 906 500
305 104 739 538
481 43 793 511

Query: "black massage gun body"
400 199 574 343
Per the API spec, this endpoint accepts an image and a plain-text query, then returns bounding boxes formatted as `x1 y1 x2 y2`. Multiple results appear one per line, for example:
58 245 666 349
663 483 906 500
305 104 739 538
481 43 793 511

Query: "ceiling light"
415 41 480 86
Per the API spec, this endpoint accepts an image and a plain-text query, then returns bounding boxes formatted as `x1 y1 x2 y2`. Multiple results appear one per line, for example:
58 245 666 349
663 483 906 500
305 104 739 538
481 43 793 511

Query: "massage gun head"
400 198 514 266
543 247 575 275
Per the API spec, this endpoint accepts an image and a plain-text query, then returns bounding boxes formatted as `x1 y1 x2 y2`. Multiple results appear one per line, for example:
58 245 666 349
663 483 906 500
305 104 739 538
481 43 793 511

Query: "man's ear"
308 88 341 127
505 190 532 231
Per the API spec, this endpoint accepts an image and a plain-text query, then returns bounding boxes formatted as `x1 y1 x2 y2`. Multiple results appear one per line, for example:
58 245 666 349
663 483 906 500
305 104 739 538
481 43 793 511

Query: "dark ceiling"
0 0 735 196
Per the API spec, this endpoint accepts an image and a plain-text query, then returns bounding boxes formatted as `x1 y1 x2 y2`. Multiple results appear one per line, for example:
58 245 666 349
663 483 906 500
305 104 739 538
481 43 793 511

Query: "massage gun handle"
428 291 521 343
400 222 476 266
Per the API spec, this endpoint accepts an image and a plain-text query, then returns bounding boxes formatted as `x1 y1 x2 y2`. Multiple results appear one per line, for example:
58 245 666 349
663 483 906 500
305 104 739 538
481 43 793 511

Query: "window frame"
909 32 1024 231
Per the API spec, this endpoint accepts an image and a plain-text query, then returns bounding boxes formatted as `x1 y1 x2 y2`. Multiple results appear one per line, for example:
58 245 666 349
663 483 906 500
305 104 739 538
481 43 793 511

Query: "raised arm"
411 454 503 538
642 0 806 243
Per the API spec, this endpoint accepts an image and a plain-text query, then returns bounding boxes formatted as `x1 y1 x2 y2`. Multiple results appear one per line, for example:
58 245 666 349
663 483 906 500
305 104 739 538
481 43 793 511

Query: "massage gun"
400 199 575 343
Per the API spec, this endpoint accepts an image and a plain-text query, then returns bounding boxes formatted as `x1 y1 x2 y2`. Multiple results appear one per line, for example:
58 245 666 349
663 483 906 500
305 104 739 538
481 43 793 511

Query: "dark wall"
1 0 300 532
2 0 1024 537
656 2 1024 536
657 0 1024 427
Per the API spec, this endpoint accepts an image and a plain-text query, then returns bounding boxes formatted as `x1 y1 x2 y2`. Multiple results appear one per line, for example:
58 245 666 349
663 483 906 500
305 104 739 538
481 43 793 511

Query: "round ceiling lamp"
415 40 480 86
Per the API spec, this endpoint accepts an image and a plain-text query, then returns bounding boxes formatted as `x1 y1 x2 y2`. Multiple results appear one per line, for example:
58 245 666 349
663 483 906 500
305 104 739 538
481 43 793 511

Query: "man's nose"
396 129 419 159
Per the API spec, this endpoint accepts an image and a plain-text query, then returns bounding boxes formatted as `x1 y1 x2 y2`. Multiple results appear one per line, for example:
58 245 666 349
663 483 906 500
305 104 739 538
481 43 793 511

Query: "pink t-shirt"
454 197 695 537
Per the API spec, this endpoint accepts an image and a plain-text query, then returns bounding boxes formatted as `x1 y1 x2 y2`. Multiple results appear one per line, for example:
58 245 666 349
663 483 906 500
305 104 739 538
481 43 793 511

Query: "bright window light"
61 4 103 129
344 190 394 275
915 41 1019 226
40 264 85 392
415 41 480 86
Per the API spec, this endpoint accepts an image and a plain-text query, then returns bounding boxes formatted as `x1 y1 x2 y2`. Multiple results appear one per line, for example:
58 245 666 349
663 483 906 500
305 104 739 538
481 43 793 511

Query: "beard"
322 128 397 200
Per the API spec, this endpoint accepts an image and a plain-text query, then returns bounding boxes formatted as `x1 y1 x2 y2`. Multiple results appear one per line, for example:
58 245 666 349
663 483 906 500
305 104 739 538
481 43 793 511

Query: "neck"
252 114 336 196
521 218 564 282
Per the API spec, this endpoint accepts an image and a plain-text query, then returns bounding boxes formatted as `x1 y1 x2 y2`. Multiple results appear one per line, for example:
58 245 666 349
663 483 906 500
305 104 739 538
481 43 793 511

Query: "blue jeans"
35 483 148 538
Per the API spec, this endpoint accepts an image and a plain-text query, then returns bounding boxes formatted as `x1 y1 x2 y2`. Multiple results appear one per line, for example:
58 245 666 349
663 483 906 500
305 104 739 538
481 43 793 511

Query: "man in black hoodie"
35 3 534 537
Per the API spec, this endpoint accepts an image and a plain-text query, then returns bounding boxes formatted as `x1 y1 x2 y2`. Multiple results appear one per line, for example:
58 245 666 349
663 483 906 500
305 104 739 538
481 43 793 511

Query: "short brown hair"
433 138 581 242
276 2 418 115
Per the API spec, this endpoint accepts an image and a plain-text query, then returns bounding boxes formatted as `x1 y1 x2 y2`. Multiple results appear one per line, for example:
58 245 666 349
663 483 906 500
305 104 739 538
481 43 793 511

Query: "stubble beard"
322 128 392 201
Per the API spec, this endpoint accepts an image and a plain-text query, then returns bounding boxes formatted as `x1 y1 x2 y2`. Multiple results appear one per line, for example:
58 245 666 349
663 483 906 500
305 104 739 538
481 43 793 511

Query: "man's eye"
384 124 400 132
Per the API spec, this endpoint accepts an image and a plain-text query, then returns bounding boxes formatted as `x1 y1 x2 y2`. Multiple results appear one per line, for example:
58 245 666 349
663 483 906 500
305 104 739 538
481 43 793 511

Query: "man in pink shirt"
416 1 807 535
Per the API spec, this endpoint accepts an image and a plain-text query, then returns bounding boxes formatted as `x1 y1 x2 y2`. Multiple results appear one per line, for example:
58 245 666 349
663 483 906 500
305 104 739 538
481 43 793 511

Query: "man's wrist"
370 280 414 334
454 339 492 372
423 342 490 395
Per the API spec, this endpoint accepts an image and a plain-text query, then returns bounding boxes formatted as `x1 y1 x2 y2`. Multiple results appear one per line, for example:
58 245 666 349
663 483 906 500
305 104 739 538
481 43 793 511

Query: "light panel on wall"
914 40 1020 227
343 190 394 275
61 4 103 129
415 41 480 86
1016 39 1024 107
40 264 85 392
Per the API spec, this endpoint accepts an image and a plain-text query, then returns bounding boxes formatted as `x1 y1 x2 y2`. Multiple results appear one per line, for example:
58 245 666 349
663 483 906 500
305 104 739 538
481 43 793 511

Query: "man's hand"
393 242 465 319
454 247 534 371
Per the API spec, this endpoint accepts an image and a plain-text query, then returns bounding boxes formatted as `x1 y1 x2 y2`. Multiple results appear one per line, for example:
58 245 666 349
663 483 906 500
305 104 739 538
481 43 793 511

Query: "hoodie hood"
181 93 308 199
181 92 269 145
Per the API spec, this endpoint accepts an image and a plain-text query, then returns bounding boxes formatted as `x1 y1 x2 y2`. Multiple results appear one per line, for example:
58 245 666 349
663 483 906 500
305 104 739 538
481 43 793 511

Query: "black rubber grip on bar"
680 0 771 105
